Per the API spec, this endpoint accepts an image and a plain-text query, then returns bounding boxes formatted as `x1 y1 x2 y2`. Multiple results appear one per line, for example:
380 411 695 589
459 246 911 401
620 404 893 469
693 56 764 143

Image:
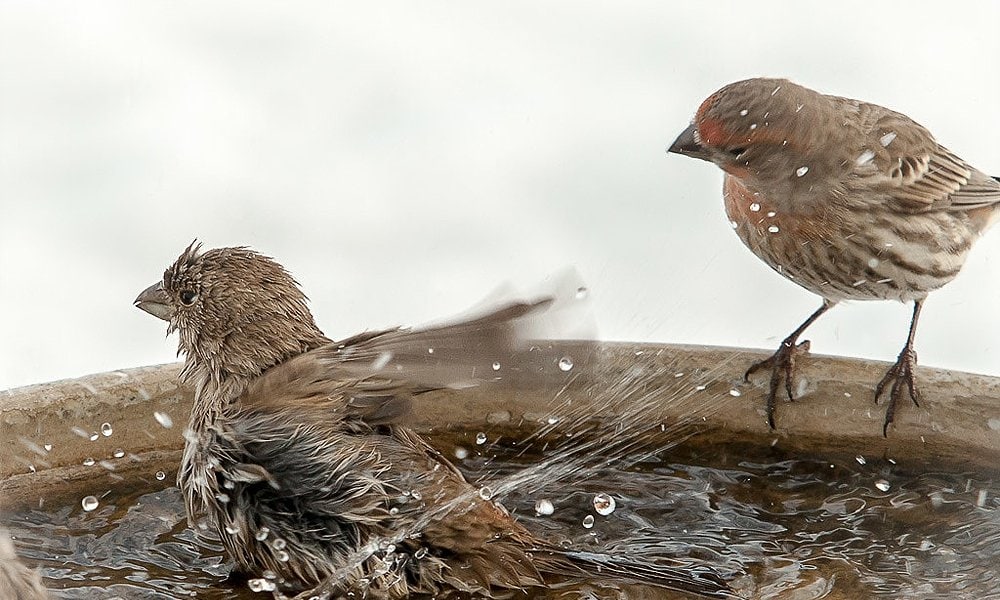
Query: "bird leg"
875 300 923 436
745 300 835 429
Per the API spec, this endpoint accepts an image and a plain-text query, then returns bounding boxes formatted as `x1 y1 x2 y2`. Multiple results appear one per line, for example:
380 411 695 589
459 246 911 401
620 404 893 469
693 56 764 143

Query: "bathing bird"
135 243 730 598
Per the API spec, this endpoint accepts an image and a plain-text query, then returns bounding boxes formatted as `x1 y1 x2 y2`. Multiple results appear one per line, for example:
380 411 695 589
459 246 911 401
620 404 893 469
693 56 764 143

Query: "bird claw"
875 348 920 436
745 338 812 429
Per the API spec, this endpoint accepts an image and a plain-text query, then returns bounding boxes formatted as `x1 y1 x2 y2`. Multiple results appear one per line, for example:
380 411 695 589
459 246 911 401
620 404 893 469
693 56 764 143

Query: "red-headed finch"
135 243 730 599
669 78 1000 435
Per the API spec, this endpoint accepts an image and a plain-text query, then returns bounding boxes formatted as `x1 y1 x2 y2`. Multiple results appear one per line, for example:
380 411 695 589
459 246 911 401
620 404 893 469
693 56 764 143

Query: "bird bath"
2 342 999 598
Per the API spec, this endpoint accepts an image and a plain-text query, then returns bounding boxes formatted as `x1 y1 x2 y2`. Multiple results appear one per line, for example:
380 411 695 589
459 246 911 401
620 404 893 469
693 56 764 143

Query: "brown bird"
668 78 1000 434
0 529 49 600
134 243 730 599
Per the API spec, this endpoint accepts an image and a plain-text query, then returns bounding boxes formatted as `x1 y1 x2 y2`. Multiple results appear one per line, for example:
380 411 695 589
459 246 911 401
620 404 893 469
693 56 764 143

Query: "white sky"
2 1 999 390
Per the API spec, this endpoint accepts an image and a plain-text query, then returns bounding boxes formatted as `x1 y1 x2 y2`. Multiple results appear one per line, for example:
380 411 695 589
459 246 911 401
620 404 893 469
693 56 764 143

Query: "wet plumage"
669 77 1000 434
135 243 730 598
0 529 48 600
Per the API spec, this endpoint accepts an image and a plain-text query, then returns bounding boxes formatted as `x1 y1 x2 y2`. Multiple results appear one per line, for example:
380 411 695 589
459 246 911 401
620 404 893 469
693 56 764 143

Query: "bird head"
135 242 328 380
669 77 847 198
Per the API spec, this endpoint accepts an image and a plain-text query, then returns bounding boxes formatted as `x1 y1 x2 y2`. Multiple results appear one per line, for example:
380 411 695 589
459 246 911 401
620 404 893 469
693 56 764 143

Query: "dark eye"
729 147 747 157
180 290 198 306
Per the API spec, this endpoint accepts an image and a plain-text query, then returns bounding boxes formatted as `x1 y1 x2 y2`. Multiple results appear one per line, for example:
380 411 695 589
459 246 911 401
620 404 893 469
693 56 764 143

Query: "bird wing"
240 268 594 425
856 108 1000 214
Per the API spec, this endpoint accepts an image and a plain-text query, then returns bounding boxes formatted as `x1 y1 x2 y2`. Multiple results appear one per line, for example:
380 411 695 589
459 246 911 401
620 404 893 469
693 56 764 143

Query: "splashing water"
8 351 1000 598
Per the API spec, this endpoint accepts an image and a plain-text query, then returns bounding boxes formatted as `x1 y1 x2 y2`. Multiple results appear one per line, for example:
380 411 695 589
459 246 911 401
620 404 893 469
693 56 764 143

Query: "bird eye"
180 290 198 305
729 147 747 157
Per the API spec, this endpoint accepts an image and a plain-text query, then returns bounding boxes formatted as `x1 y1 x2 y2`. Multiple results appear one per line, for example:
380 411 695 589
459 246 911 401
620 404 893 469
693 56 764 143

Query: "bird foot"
875 348 920 436
744 338 812 429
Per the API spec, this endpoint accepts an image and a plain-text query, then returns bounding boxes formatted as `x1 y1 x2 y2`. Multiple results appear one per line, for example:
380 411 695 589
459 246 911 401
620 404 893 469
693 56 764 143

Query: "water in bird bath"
6 432 999 599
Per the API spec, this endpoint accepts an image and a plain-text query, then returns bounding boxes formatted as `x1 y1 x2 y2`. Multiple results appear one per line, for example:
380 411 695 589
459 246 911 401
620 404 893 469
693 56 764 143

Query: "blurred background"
1 1 998 390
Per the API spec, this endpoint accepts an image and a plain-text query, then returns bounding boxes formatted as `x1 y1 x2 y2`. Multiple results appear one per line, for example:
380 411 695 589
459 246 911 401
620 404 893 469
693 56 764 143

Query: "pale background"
2 1 999 390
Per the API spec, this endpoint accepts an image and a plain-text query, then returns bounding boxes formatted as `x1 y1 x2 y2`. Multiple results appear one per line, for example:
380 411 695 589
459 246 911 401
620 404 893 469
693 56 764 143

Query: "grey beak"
134 282 172 321
667 123 710 161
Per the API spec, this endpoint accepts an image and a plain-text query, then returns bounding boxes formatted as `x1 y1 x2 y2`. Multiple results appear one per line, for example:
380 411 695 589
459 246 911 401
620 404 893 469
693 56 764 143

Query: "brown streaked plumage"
0 529 49 600
669 77 1000 435
135 243 730 599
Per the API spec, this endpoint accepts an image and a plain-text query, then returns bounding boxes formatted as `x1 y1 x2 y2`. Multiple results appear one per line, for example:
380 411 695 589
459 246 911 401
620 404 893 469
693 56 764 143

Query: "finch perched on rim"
668 77 1000 435
134 243 730 599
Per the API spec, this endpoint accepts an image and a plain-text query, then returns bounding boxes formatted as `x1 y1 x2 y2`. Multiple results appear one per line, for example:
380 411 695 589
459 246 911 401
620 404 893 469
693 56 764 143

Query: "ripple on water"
6 438 999 598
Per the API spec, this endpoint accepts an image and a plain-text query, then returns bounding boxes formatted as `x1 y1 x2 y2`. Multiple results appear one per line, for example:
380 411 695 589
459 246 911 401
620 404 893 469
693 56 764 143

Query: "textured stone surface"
2 342 998 509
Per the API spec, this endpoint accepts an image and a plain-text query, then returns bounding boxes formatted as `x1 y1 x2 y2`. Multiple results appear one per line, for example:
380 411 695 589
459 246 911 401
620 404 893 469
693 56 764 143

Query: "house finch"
0 529 48 600
134 243 729 599
668 78 1000 435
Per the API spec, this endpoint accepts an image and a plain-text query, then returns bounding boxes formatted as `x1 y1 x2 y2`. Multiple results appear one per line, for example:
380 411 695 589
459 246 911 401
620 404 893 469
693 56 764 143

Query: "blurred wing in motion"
241 268 596 424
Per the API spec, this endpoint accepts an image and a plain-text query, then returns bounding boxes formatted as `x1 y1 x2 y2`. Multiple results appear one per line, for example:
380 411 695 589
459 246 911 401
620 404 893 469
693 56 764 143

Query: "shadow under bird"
134 243 731 598
668 77 1000 435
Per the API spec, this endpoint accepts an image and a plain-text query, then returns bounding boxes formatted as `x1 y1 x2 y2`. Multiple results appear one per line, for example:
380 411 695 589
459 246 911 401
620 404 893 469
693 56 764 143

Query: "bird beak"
667 123 711 161
134 282 172 321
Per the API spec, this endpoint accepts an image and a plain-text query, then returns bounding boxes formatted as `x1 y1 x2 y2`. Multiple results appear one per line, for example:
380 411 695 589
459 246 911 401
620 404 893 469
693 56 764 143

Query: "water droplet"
89 432 99 442
867 257 880 269
225 524 241 534
767 225 780 233
855 456 866 466
43 443 53 451
389 507 399 515
475 432 487 445
879 132 897 147
83 457 95 466
856 149 876 166
100 423 113 437
415 547 428 559
766 211 776 217
427 347 434 354
729 388 741 397
491 361 501 371
875 479 891 492
593 493 617 516
582 515 595 529
796 166 809 177
371 351 392 370
546 416 559 425
215 493 230 503
276 550 290 562
248 578 275 592
534 499 554 516
155 470 166 481
272 538 287 550
749 202 761 212
411 490 422 501
113 449 125 458
739 109 749 116
558 356 574 372
255 526 270 541
478 486 493 500
81 496 99 511
154 411 173 429
749 123 758 130
730 220 739 229
454 446 469 459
